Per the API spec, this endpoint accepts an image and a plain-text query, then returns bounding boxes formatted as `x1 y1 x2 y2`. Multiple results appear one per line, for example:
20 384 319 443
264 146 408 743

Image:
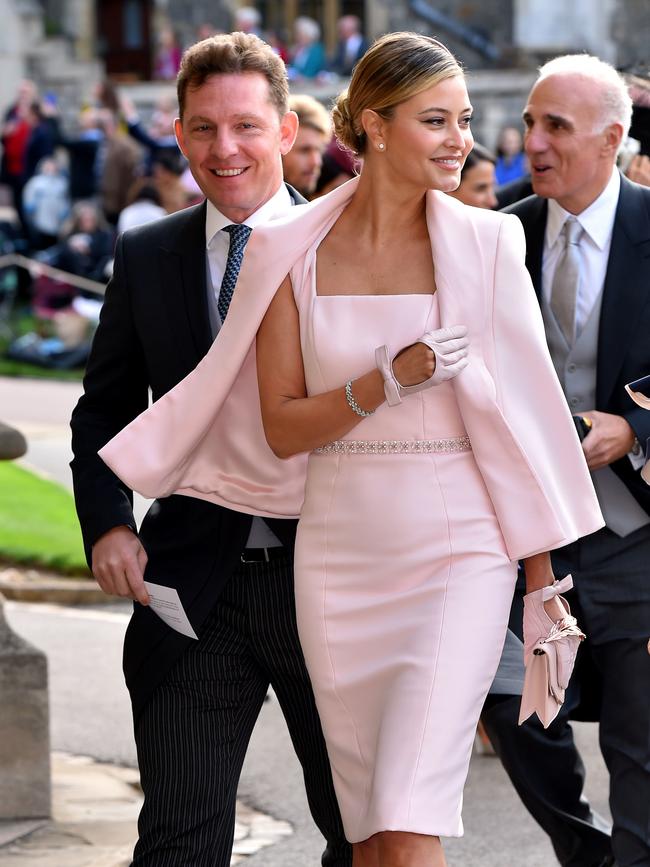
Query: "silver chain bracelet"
345 380 375 417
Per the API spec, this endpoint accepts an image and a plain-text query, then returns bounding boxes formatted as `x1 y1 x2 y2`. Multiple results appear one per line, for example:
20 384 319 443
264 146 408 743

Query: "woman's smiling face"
377 75 474 194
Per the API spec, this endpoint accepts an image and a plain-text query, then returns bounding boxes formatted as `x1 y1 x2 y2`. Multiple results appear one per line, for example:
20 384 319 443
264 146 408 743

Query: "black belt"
240 547 288 564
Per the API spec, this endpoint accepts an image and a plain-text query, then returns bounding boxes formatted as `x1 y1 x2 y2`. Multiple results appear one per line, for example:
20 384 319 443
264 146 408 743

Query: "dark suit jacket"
70 186 304 720
330 37 369 76
495 174 533 210
61 136 101 200
506 175 650 517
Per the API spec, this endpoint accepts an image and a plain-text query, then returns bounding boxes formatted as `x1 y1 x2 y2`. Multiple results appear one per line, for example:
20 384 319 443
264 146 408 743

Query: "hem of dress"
346 821 464 844
173 486 301 518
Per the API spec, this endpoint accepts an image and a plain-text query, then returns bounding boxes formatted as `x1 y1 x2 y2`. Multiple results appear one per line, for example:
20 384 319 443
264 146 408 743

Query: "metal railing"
0 254 107 297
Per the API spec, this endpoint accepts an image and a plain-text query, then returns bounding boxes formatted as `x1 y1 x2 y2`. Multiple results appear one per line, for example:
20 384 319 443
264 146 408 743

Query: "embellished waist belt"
313 436 472 455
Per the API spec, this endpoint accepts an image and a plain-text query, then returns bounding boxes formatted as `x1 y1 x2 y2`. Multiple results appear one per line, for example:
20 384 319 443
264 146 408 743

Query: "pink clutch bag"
518 575 585 729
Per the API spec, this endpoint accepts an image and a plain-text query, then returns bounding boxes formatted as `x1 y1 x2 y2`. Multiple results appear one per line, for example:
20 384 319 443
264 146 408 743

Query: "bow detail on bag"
519 575 585 729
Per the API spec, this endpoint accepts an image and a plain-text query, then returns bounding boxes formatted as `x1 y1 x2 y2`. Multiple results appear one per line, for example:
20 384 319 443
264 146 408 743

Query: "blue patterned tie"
217 224 252 322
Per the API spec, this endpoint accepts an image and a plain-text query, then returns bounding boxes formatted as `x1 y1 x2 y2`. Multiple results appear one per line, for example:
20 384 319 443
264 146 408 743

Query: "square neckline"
310 207 437 300
312 250 438 300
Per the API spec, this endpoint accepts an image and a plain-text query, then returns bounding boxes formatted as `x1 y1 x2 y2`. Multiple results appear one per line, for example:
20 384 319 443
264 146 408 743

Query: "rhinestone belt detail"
313 437 472 455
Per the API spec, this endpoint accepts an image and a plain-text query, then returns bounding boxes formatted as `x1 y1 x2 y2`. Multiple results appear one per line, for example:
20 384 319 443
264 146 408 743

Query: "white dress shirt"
205 183 292 337
344 33 364 67
204 183 293 547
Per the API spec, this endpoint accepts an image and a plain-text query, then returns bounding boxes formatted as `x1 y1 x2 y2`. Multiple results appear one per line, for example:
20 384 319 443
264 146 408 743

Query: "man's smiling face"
175 72 298 222
523 73 619 214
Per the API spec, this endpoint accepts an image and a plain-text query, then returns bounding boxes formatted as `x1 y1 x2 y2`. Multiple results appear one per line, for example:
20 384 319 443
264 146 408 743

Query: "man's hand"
581 409 635 471
118 93 138 124
91 526 149 605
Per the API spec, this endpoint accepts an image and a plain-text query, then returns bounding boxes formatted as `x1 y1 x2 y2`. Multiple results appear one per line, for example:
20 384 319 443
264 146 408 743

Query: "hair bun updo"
331 32 462 158
332 90 365 154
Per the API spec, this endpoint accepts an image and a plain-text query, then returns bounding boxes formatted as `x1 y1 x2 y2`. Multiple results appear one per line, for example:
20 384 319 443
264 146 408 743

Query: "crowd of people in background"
0 75 206 365
1 13 649 371
152 8 368 83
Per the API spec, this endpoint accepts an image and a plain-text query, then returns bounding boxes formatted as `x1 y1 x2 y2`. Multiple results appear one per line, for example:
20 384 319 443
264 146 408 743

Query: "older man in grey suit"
485 54 650 867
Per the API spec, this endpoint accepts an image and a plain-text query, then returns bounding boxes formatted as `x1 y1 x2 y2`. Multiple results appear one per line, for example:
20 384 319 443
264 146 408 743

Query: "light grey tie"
550 217 583 345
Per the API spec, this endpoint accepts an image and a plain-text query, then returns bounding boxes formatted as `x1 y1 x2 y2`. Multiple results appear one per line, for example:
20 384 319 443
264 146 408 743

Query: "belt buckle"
240 548 271 564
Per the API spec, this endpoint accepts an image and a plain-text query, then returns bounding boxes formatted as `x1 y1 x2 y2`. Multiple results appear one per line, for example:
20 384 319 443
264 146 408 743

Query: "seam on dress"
488 220 503 408
419 292 437 440
406 450 453 827
308 250 330 396
320 453 371 840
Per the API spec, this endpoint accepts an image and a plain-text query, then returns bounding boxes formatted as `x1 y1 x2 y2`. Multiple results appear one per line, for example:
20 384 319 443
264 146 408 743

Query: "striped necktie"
217 223 252 322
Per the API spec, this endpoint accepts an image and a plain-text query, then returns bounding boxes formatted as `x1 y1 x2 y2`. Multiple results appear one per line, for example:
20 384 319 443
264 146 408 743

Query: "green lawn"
0 357 84 381
0 308 84 381
0 462 89 575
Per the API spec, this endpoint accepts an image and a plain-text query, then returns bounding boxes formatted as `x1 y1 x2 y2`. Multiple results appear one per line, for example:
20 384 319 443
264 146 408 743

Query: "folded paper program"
625 376 650 484
519 575 585 729
625 374 650 410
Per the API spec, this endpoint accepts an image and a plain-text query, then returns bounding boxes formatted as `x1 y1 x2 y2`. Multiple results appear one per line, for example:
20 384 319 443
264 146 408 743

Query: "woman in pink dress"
254 33 603 867
98 31 603 867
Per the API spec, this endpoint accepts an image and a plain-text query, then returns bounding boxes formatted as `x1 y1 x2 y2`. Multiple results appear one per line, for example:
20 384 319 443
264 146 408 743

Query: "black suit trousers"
551 525 650 867
483 571 612 867
132 552 351 867
485 524 650 867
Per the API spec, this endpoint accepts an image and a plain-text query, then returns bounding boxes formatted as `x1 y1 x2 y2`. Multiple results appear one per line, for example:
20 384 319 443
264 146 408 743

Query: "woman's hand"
391 341 436 387
392 325 469 388
523 551 565 622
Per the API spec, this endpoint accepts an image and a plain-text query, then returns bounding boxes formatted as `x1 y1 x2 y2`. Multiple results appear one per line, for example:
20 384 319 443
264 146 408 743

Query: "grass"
0 356 84 381
0 462 90 575
0 307 85 381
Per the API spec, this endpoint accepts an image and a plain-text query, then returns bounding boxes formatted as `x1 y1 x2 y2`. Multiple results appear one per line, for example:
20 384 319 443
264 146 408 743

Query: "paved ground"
0 375 613 865
1 376 80 487
1 376 150 520
3 585 612 867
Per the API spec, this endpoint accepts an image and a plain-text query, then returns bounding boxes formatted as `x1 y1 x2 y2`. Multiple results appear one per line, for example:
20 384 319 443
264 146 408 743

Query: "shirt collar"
205 183 292 248
546 168 620 252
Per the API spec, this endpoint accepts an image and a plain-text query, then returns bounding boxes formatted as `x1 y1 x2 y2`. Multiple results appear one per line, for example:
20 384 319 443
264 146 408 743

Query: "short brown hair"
332 32 462 155
177 32 289 119
289 94 332 138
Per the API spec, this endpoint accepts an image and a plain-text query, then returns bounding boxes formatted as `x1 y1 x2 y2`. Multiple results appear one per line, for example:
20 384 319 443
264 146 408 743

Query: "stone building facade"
1 0 647 141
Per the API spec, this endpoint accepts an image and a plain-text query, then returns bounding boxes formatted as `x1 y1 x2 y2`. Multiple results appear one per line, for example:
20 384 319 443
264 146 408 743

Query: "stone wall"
162 0 232 49
0 594 51 819
514 0 616 62
0 0 29 116
611 0 650 70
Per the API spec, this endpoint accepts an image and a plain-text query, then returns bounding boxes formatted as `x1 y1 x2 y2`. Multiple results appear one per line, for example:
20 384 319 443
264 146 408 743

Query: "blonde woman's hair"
332 31 462 155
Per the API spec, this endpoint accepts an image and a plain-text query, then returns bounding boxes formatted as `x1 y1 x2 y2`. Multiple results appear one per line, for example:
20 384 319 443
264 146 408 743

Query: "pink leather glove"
375 325 469 406
519 575 586 728
522 575 581 665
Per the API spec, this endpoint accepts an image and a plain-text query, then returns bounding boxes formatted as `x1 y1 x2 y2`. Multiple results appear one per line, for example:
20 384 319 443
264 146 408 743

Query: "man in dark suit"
70 33 351 867
329 15 368 77
489 54 650 867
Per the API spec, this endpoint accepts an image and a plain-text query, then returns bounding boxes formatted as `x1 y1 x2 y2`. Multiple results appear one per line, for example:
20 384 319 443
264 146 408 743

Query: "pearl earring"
378 143 385 151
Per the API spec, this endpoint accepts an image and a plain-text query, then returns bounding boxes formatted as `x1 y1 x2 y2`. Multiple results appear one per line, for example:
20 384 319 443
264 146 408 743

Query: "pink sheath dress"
292 240 518 843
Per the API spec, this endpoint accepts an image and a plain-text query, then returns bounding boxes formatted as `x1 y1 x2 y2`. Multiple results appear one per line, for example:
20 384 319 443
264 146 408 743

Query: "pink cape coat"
99 178 604 560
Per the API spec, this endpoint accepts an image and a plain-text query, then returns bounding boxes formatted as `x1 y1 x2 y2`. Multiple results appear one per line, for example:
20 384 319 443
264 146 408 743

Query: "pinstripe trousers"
131 552 352 866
